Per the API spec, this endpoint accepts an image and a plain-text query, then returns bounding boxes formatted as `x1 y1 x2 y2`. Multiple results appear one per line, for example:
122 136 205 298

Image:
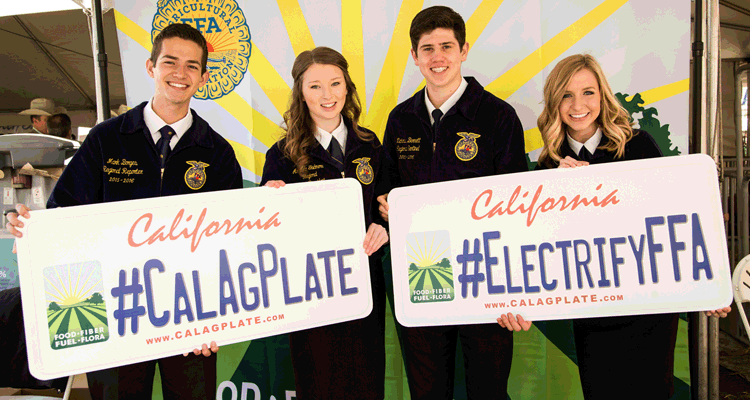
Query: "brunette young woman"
261 46 388 399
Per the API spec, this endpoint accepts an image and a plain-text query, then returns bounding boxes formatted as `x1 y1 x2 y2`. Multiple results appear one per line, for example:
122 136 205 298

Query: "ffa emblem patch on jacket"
352 157 374 185
454 132 481 161
185 161 209 190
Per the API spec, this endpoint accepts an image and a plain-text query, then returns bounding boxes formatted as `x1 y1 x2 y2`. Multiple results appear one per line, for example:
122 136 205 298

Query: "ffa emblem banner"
388 155 732 327
113 0 689 184
16 179 371 379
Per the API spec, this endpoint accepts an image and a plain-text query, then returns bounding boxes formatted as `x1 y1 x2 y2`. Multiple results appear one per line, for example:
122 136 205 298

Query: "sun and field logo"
44 261 109 350
152 0 252 100
407 230 455 304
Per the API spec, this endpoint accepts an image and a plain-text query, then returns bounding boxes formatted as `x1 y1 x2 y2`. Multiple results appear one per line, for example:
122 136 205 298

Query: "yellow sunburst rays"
485 0 631 152
52 267 72 304
73 266 102 303
362 0 424 137
43 266 74 305
78 278 104 303
277 0 316 55
44 287 65 304
407 240 426 266
625 79 690 106
113 9 269 177
407 232 449 267
73 264 84 300
342 0 367 121
64 265 85 304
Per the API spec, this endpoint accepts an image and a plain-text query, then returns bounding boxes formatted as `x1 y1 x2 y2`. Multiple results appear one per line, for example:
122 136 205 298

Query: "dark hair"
47 113 72 139
281 46 373 178
409 6 466 53
150 23 209 74
47 114 72 139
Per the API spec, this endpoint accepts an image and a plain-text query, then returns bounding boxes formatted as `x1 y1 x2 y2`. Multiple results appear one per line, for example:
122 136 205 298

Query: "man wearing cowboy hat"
18 98 56 134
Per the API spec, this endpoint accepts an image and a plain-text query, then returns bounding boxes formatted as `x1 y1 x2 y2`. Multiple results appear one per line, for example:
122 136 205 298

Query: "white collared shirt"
143 98 193 149
567 128 603 157
425 77 469 125
314 115 348 154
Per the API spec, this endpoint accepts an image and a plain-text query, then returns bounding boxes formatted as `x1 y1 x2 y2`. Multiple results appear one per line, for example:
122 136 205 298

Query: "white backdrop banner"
388 154 732 327
113 0 690 183
17 179 371 379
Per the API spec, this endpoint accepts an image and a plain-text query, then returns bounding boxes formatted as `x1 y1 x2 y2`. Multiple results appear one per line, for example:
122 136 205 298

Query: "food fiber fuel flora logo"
44 261 109 350
152 0 252 100
407 230 455 303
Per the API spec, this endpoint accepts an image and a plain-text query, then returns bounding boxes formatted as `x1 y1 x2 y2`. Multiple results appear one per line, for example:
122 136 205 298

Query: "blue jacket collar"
403 76 484 124
119 101 215 149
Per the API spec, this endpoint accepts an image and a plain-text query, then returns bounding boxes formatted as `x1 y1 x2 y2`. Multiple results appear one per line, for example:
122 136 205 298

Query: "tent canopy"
0 7 125 115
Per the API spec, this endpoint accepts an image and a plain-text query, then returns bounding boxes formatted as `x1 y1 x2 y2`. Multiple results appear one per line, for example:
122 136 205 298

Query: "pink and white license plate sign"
17 179 371 379
388 154 732 327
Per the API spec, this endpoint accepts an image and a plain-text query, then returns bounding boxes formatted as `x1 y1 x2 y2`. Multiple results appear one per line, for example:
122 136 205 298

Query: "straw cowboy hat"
18 98 56 116
110 104 130 117
53 106 68 115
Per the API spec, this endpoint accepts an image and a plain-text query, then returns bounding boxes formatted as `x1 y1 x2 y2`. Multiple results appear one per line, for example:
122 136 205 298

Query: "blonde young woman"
498 54 730 399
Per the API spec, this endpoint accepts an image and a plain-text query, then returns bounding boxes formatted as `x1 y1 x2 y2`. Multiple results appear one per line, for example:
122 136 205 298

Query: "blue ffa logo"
454 132 481 161
352 157 374 185
185 161 209 190
151 0 251 100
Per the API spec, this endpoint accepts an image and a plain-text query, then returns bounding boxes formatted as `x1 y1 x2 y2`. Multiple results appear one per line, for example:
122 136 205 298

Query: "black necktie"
328 136 345 172
431 109 443 139
156 126 174 169
579 146 592 162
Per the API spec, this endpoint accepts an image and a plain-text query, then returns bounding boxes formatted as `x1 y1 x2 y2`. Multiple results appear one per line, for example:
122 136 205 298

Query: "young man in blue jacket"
377 6 529 399
8 23 242 400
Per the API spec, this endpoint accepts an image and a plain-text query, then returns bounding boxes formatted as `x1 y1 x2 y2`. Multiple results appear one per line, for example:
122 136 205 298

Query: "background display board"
113 0 689 184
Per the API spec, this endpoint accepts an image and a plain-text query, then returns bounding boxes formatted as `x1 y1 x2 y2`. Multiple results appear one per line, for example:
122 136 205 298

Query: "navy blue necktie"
579 146 592 162
328 136 345 172
156 126 174 169
431 109 443 138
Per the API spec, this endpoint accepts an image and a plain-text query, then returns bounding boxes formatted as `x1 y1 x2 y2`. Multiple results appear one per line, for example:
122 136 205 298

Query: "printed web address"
484 294 624 309
145 314 285 345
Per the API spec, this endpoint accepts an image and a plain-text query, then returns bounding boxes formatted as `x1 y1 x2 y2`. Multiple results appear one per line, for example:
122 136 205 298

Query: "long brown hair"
282 46 374 178
537 54 634 165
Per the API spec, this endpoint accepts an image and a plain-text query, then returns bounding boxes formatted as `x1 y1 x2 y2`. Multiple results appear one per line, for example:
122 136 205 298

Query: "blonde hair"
282 47 374 178
537 54 634 165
